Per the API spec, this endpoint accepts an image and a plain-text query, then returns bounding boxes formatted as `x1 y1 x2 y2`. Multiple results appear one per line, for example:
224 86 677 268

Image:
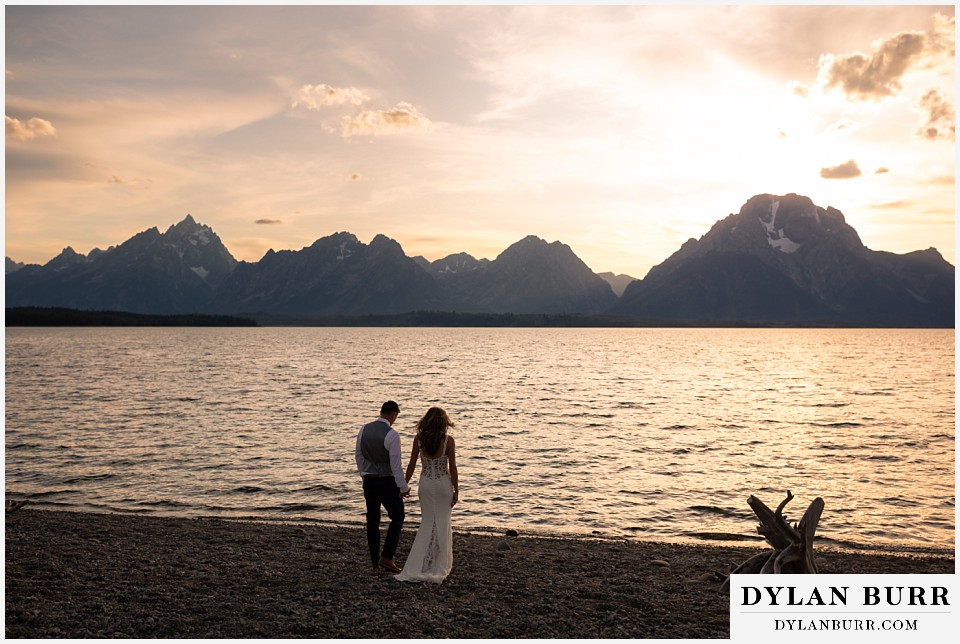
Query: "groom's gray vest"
360 420 393 477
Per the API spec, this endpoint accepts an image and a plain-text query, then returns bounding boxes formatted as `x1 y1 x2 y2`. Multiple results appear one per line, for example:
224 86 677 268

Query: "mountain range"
612 194 954 326
5 194 954 326
6 216 237 314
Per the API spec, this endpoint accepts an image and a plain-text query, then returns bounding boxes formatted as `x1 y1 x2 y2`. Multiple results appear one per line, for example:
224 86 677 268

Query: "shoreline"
7 307 953 329
12 502 955 558
5 509 954 639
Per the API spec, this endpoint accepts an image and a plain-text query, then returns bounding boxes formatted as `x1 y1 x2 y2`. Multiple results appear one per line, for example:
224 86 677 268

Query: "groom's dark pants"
363 475 405 565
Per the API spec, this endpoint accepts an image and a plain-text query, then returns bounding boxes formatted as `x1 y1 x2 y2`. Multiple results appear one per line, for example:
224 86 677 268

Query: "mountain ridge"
6 193 954 326
5 215 238 314
614 193 954 325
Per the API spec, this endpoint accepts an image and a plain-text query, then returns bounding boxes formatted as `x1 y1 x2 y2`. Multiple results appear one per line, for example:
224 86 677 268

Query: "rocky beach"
5 509 954 639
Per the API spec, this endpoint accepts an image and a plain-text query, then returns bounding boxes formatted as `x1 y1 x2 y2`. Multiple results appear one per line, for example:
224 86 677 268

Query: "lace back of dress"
419 436 449 480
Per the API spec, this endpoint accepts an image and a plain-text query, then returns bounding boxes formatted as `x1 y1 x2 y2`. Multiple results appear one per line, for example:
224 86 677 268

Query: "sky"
4 3 956 279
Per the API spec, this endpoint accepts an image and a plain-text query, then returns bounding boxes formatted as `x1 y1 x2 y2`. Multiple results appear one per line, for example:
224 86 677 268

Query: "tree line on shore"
5 307 258 327
6 307 881 328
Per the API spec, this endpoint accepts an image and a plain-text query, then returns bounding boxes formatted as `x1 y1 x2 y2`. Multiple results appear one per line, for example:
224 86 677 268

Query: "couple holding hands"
354 401 459 584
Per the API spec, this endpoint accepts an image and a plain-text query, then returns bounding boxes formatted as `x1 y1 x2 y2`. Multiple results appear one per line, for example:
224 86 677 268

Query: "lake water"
4 327 955 555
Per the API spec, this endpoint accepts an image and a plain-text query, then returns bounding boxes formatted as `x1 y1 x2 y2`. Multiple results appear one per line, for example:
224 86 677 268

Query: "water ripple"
4 326 954 555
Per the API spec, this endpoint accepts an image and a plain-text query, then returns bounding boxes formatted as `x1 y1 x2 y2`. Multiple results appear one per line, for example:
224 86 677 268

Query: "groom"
355 400 411 573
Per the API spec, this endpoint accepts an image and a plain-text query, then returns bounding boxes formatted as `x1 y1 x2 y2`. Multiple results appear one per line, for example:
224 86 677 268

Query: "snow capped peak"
189 228 211 246
433 252 484 274
761 198 801 254
164 215 218 249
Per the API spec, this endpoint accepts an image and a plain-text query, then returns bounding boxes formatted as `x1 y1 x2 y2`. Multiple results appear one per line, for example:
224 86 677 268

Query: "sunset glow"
4 4 955 279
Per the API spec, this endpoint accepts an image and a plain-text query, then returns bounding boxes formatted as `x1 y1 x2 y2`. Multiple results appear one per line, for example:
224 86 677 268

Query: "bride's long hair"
415 407 454 457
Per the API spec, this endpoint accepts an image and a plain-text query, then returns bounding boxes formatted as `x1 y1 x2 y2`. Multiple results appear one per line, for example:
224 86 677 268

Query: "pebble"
650 559 670 568
6 508 949 639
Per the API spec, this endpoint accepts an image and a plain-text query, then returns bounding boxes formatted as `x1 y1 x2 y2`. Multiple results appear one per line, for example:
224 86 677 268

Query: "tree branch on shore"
6 499 30 513
721 491 824 591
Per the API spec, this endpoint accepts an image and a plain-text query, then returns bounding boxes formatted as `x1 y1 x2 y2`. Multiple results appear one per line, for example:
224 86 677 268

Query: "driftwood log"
6 499 30 513
720 491 824 591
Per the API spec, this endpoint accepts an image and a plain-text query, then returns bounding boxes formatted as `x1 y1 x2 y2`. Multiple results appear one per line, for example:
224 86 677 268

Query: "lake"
4 327 954 554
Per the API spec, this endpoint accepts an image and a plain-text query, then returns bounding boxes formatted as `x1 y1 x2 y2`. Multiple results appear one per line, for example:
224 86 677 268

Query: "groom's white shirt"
355 417 410 493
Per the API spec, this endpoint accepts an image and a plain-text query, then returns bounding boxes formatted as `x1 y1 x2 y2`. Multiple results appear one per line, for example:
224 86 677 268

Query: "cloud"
293 83 370 110
255 218 283 225
929 12 956 56
107 175 148 188
915 89 955 141
820 159 862 179
827 119 860 133
341 102 431 137
5 115 56 141
292 83 431 138
816 13 955 102
868 200 913 210
788 81 810 98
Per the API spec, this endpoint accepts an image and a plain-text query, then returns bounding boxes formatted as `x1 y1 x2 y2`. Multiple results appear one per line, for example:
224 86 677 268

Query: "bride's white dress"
396 437 453 583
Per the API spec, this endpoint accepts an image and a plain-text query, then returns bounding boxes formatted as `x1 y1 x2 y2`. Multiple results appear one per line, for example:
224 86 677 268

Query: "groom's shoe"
378 557 402 573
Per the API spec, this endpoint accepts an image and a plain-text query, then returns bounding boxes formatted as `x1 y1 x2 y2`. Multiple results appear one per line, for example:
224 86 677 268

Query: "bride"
395 407 459 584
